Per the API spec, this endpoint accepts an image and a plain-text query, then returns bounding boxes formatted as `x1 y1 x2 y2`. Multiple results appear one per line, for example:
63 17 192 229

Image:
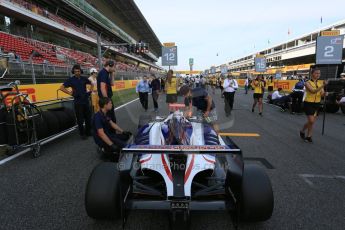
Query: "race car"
85 111 274 229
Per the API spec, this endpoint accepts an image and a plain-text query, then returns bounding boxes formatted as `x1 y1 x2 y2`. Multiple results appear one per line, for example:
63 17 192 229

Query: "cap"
340 73 345 76
90 68 98 74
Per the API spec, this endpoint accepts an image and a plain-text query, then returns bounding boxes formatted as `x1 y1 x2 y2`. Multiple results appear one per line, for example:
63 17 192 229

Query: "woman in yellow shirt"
165 70 178 108
251 75 266 116
300 68 327 143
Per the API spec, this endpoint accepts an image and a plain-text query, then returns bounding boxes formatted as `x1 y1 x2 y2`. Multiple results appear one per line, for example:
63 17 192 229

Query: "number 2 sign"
316 35 343 65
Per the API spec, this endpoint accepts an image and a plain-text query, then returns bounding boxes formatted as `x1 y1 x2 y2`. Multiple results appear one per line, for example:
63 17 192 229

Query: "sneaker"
299 131 305 140
304 137 313 143
259 112 263 116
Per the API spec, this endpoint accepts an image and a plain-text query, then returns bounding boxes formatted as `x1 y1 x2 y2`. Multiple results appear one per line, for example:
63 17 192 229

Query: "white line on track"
115 98 139 110
299 174 345 187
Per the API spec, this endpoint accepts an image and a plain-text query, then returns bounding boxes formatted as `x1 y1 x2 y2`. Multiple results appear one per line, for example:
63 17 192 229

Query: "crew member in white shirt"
223 74 238 116
272 88 291 112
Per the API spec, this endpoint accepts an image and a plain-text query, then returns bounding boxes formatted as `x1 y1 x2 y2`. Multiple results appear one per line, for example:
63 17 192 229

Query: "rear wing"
122 145 241 154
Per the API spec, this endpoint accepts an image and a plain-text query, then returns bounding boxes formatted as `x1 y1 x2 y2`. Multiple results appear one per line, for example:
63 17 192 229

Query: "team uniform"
253 80 265 99
166 77 178 103
303 80 322 116
93 111 130 150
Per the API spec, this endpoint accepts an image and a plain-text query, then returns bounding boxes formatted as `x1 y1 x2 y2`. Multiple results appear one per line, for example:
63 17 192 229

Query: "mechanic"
60 64 92 139
179 85 219 132
97 60 117 123
149 74 161 112
290 77 305 113
88 67 99 113
271 88 291 112
299 68 327 143
251 75 266 116
136 75 150 112
223 74 238 116
93 97 132 152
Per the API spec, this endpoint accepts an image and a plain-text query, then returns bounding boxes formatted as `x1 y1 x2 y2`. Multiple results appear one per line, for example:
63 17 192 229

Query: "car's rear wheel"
240 164 273 222
85 162 121 219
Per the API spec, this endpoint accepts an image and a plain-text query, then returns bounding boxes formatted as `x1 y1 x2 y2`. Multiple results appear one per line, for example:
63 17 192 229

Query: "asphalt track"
0 88 345 230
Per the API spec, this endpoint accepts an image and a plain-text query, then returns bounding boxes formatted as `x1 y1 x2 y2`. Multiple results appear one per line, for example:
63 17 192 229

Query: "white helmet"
90 68 98 74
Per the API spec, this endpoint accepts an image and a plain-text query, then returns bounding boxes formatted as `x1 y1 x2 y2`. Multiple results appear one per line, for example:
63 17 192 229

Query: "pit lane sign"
316 30 343 65
255 56 266 72
162 46 178 66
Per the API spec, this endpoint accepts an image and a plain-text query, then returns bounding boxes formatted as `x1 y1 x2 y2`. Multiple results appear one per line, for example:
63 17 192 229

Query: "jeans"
224 92 235 115
74 103 91 136
139 92 148 110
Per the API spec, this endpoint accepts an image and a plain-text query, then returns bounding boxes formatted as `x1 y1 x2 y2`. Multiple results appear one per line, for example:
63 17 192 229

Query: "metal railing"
5 61 164 83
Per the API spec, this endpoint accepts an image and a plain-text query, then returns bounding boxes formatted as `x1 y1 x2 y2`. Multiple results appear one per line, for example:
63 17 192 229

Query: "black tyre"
0 108 8 144
42 111 60 137
240 164 274 222
325 102 339 113
85 162 121 219
138 115 152 129
54 110 71 132
34 115 49 140
63 108 76 128
6 114 27 145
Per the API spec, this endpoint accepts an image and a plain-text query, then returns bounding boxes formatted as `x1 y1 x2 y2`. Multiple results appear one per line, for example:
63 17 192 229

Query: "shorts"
196 109 218 124
166 94 178 103
303 102 320 116
253 93 263 99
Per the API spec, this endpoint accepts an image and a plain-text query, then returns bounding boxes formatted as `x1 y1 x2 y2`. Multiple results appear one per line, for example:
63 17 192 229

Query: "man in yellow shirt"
251 75 266 116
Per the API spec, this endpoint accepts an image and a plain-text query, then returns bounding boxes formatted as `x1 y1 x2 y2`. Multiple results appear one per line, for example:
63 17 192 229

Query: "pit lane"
0 88 344 230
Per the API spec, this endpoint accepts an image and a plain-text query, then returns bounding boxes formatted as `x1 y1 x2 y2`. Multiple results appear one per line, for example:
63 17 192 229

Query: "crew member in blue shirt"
136 75 150 111
97 60 116 123
60 64 92 139
93 97 132 152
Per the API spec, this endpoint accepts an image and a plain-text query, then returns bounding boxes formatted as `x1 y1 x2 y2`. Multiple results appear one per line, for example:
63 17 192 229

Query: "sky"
134 0 345 71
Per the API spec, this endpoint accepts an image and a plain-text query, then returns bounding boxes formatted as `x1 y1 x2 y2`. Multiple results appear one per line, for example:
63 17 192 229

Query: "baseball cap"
90 68 98 74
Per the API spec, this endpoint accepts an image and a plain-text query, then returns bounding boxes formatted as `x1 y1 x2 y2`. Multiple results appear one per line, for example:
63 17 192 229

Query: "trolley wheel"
32 144 41 158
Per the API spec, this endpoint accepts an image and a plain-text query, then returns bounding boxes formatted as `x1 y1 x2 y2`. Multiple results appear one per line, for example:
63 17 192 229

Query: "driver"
93 97 132 152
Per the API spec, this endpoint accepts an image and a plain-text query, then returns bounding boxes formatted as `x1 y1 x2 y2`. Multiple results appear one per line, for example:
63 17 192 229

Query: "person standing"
165 70 178 112
150 74 161 112
291 77 305 113
223 74 238 116
300 68 327 143
244 77 249 94
97 60 116 123
251 75 266 116
219 76 224 98
88 68 99 113
136 75 150 111
60 64 92 139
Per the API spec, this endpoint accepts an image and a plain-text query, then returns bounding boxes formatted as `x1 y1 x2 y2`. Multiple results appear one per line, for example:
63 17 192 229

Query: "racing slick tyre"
138 115 152 129
240 164 273 222
42 111 60 137
324 102 339 113
0 108 7 144
33 115 49 140
63 108 76 127
85 162 121 219
53 110 71 132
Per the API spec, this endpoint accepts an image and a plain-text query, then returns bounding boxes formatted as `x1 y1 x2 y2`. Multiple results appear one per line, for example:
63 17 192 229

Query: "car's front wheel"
239 164 274 222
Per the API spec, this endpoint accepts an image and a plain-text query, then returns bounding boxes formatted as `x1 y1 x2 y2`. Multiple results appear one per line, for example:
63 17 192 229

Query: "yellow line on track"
218 133 260 137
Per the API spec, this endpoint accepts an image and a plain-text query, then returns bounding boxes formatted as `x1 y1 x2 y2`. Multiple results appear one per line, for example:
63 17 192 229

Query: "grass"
111 88 138 107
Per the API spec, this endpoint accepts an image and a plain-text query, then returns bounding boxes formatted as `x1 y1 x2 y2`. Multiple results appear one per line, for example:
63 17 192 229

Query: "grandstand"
207 20 345 79
0 0 164 83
